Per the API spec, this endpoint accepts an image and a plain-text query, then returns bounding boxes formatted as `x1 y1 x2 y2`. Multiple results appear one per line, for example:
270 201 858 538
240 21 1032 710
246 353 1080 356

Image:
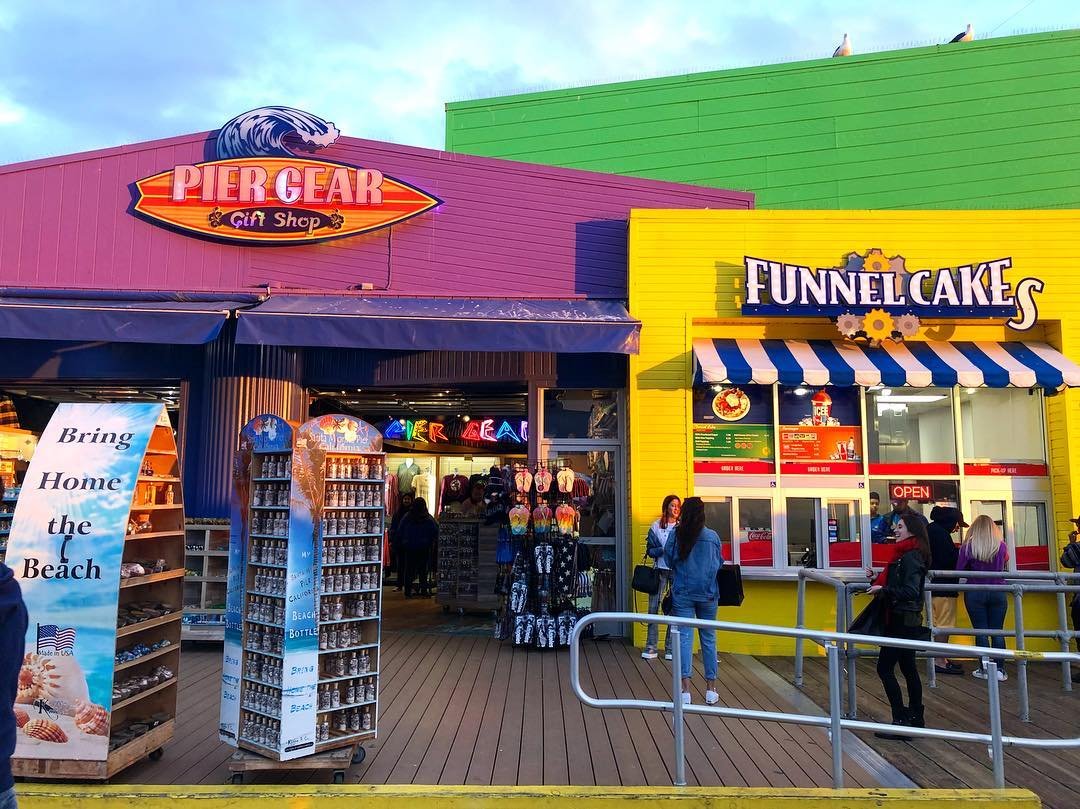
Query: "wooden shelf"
185 575 226 583
315 729 375 753
116 611 182 638
119 569 186 589
126 530 184 541
105 719 175 778
110 677 177 712
114 643 178 672
129 503 183 511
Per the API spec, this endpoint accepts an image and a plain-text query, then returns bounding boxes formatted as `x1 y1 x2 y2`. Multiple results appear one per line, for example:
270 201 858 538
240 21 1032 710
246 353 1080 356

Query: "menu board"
692 385 774 474
778 386 862 474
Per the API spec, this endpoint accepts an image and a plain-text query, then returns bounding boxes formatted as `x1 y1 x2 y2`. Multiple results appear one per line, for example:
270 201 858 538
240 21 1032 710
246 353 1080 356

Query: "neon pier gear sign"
741 249 1043 332
384 418 528 445
132 106 439 245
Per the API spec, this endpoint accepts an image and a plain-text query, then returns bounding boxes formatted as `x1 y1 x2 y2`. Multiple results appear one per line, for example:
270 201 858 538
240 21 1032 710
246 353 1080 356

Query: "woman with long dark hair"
642 494 680 660
663 496 722 705
399 497 438 598
868 510 931 737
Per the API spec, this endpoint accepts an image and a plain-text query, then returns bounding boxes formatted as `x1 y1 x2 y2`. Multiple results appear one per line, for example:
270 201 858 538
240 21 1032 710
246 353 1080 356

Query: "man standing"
1 553 29 809
870 492 888 544
928 506 966 675
1060 521 1080 683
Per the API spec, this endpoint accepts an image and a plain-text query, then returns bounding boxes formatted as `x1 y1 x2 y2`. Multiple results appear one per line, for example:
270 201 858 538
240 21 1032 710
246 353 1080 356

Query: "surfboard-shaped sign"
131 107 439 245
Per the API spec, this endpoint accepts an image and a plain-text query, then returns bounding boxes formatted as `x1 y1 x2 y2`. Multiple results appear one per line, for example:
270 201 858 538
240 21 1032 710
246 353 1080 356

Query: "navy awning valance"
236 296 640 354
693 338 1080 391
0 290 261 344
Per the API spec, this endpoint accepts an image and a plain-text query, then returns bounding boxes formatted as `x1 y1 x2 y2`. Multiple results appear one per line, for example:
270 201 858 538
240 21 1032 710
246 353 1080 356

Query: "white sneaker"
682 691 691 705
997 669 1008 682
641 648 658 660
972 667 988 680
664 651 673 661
705 689 720 705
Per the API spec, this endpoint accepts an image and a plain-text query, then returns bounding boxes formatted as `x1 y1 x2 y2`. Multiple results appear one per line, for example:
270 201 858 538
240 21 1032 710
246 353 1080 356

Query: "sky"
0 0 1076 164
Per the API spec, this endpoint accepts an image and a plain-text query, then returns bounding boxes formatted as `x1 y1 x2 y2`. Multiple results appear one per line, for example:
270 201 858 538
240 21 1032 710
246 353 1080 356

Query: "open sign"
890 483 931 501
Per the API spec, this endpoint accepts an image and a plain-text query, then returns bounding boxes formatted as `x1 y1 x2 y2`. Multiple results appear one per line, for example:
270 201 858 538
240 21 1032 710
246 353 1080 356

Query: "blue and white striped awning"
692 338 1080 390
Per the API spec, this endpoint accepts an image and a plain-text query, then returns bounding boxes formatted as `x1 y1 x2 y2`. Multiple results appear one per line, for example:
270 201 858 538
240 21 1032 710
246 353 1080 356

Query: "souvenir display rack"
435 517 501 613
13 410 184 780
221 414 384 762
182 520 230 640
495 460 582 649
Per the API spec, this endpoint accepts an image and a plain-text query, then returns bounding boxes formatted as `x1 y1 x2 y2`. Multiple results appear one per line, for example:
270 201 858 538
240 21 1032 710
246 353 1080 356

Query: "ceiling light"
875 394 946 403
794 386 809 396
966 387 978 395
880 388 892 397
462 415 470 422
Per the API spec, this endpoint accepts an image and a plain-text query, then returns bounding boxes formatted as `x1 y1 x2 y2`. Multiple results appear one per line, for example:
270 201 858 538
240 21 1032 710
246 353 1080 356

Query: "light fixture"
879 388 892 397
462 415 471 422
794 386 809 396
965 387 978 395
873 394 947 404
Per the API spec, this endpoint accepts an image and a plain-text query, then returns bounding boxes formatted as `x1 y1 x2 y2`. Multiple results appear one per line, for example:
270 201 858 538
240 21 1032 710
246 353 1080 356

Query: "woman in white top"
642 494 681 660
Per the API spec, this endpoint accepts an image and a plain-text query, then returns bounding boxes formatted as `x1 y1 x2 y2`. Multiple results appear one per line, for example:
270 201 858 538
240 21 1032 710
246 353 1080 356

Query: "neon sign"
383 418 527 444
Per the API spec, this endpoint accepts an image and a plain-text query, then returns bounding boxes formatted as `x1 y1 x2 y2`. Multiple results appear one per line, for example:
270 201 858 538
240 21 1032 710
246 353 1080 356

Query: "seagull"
949 23 973 43
833 33 852 57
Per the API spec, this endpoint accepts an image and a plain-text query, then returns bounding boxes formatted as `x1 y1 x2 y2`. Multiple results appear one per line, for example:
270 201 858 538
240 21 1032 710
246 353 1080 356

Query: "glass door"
703 494 776 567
969 499 1012 572
786 497 820 567
823 499 864 569
1013 501 1049 570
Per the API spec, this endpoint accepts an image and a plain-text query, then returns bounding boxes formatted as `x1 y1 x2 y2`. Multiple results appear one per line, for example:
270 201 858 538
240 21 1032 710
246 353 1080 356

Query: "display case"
7 403 183 780
220 414 385 762
182 521 230 640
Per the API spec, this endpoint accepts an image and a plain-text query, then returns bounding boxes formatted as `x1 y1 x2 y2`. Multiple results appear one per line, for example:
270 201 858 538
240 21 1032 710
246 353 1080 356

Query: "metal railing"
795 568 1080 721
569 611 1080 789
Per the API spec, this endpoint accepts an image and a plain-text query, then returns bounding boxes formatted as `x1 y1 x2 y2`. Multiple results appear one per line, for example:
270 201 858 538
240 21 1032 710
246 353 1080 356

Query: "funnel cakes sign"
132 106 440 244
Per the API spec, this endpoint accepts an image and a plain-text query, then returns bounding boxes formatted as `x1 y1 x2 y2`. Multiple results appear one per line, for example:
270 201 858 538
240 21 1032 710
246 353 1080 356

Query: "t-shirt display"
440 474 470 505
396 461 421 495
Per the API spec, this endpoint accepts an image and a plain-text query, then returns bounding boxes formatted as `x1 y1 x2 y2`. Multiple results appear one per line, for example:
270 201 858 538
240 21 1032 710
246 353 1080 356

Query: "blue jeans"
965 590 1008 657
0 786 17 809
672 594 718 681
645 568 672 652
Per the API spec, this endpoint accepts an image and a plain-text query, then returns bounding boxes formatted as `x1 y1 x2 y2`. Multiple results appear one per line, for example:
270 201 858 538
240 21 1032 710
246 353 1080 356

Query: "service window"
736 497 774 567
704 498 734 563
866 386 956 467
961 388 1046 466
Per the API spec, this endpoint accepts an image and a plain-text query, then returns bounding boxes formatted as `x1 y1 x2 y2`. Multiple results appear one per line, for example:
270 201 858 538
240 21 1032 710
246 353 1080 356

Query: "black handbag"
848 596 886 636
661 586 673 615
631 553 661 595
716 564 744 607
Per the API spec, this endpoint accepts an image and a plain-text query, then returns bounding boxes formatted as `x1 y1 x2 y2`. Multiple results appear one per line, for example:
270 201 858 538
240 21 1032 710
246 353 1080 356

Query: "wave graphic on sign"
216 106 340 159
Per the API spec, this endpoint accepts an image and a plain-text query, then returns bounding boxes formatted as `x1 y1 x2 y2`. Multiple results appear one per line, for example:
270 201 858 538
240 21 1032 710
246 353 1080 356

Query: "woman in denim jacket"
642 494 681 660
664 496 722 705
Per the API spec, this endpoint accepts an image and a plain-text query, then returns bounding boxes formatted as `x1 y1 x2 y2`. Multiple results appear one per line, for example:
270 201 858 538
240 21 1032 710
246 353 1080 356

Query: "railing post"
844 585 857 719
795 574 806 688
925 588 938 688
1012 586 1029 722
669 624 687 787
985 658 1006 789
1055 586 1073 692
826 642 844 787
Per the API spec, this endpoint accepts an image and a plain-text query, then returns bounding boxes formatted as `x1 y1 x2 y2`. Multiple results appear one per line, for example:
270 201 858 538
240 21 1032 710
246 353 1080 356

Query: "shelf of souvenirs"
111 675 178 711
120 568 186 589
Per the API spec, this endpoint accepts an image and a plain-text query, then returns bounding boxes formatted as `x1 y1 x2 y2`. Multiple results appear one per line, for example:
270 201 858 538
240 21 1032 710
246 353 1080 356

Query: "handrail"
569 611 1080 789
795 567 1080 722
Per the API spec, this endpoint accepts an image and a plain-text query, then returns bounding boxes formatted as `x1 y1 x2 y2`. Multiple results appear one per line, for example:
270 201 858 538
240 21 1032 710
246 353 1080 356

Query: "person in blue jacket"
664 496 722 706
1 554 29 809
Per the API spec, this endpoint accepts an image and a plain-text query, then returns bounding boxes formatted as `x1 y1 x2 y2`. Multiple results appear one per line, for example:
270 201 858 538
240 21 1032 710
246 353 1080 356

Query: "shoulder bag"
631 551 661 595
716 563 744 606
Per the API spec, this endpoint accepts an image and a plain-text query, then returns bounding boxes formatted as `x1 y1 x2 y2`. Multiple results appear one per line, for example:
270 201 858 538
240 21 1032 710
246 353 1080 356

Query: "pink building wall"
0 133 752 298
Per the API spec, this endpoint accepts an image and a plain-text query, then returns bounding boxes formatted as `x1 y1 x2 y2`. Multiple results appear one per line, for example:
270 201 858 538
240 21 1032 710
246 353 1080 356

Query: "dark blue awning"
236 296 640 354
0 290 261 344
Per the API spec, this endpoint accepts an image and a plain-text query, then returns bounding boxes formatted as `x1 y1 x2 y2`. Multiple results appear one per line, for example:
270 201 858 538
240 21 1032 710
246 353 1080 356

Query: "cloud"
0 0 1074 162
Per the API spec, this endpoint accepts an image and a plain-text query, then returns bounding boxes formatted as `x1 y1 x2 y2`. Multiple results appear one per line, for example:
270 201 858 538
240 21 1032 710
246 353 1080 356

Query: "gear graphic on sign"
836 312 864 337
862 308 895 341
894 313 921 338
837 248 910 299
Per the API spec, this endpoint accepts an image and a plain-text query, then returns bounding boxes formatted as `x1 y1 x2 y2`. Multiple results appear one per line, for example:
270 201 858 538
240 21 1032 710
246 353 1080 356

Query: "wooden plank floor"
763 655 1080 809
110 589 883 787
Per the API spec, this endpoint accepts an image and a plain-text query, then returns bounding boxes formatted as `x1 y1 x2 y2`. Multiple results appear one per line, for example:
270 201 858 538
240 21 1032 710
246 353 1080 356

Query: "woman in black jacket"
399 497 438 598
868 511 930 737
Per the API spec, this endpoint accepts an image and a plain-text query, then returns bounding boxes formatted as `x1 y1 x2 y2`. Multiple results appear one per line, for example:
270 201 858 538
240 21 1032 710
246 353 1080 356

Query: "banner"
778 386 862 474
6 403 162 761
692 385 774 474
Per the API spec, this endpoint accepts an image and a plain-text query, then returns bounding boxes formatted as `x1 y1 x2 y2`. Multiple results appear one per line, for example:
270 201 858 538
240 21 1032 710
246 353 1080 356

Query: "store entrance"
309 385 530 634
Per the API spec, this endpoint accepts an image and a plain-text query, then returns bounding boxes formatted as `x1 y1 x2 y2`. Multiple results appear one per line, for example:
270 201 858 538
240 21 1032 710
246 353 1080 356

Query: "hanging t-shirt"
397 462 421 494
412 470 433 505
441 474 470 505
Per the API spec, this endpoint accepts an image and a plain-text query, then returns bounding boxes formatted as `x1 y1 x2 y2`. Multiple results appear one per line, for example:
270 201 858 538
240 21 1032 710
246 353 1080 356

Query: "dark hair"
675 497 705 560
411 497 430 518
869 491 880 500
400 492 415 504
660 494 681 529
899 511 931 564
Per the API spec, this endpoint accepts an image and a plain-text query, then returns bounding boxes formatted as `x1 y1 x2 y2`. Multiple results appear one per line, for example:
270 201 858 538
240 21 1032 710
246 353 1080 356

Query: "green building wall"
445 30 1080 209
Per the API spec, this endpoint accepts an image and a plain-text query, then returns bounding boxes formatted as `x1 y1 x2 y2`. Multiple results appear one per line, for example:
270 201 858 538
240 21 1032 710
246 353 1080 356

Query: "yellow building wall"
628 209 1080 654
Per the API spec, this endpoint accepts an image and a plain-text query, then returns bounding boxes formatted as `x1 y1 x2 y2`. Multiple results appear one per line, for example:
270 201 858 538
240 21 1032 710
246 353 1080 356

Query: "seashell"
23 718 69 743
14 708 29 728
74 701 110 736
16 653 89 707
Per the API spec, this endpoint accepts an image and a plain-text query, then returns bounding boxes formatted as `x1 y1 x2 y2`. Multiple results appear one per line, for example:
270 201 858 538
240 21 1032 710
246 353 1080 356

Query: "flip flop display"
557 467 575 493
532 503 552 535
509 504 531 536
534 465 553 494
555 503 577 536
514 467 533 493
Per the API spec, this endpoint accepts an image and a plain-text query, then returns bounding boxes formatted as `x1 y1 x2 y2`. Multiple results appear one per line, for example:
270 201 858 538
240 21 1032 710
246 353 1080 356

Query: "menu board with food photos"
778 386 862 474
692 385 774 474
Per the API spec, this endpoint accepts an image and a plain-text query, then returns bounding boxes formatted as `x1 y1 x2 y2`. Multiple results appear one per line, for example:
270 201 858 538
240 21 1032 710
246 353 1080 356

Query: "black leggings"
877 644 922 717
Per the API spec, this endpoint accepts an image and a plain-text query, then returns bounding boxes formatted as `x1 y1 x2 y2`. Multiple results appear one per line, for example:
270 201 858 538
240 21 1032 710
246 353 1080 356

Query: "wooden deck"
763 655 1080 809
109 591 888 787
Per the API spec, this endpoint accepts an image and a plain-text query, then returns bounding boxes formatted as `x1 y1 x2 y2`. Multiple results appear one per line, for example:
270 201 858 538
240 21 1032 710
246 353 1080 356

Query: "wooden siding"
0 134 750 297
446 30 1080 211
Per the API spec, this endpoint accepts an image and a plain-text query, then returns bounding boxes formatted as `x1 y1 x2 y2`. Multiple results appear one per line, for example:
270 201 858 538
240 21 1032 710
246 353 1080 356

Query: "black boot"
874 708 911 740
908 705 924 728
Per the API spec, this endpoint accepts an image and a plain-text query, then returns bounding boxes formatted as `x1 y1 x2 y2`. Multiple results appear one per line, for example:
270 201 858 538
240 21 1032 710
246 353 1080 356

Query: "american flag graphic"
37 624 77 654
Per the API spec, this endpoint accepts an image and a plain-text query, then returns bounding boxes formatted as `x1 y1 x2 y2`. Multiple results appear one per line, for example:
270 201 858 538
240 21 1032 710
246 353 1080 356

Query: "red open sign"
890 483 931 501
